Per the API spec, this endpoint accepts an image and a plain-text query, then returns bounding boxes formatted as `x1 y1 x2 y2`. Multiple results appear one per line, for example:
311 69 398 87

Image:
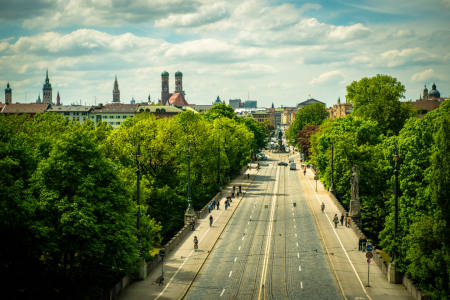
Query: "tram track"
229 161 278 300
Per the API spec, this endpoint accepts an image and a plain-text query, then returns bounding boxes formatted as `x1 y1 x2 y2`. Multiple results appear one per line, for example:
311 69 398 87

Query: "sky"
0 0 449 107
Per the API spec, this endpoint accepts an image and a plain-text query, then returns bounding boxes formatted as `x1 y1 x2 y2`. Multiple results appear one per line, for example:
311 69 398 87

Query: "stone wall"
326 191 429 300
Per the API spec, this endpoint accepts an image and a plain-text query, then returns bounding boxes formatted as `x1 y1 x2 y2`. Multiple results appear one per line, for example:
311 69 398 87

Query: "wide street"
184 152 342 300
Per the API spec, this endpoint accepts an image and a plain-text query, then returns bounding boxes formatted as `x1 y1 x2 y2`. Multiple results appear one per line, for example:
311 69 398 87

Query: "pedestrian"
344 213 348 227
225 200 228 210
362 236 367 252
193 219 195 231
233 186 235 192
237 191 240 197
232 191 235 198
358 237 362 251
209 215 213 226
247 173 250 179
213 200 216 210
208 203 211 213
217 201 220 210
347 215 351 228
239 185 242 193
333 214 339 228
321 202 325 212
340 214 344 226
190 219 194 231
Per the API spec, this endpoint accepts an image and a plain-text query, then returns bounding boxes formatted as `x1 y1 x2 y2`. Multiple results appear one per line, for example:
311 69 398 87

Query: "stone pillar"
139 260 147 280
185 213 195 225
388 263 402 284
349 200 362 228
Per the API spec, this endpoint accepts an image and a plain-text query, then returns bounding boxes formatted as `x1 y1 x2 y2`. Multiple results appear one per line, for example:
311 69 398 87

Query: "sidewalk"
117 166 259 300
299 167 412 300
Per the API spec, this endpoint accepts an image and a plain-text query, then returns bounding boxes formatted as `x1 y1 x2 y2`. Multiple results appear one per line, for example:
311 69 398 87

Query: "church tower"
43 69 53 104
56 91 61 106
161 70 169 104
113 75 120 103
423 85 428 99
175 71 184 96
5 82 12 104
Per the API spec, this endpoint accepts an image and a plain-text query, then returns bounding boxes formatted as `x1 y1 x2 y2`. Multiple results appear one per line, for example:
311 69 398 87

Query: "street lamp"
186 140 194 214
392 144 399 264
218 137 221 192
135 144 142 259
329 140 335 196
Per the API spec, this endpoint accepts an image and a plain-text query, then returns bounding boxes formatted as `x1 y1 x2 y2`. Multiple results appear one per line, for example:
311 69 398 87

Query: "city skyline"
0 0 449 107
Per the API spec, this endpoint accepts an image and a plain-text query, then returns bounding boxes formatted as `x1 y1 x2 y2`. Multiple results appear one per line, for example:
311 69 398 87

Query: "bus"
290 162 296 170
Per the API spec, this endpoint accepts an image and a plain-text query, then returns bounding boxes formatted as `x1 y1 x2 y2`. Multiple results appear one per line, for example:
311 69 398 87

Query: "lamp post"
392 144 399 264
186 140 194 214
329 140 335 196
135 144 142 259
218 137 221 191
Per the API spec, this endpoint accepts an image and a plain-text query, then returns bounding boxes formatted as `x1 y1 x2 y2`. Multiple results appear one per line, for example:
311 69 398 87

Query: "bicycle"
156 273 164 286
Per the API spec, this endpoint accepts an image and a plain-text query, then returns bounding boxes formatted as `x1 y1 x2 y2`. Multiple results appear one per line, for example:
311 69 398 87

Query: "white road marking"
294 225 296 228
299 266 301 271
155 209 225 299
245 229 247 232
293 219 295 221
248 222 250 225
234 257 237 262
229 271 232 277
296 242 298 247
301 282 303 289
239 246 241 250
295 234 297 237
297 253 299 258
305 175 373 300
242 236 245 240
220 289 225 296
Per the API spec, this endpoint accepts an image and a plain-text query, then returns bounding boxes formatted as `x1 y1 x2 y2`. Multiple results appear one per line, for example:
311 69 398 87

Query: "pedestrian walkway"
299 167 412 300
117 166 258 300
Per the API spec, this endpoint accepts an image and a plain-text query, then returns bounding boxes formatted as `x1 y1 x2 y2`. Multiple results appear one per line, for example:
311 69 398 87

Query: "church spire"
113 75 120 103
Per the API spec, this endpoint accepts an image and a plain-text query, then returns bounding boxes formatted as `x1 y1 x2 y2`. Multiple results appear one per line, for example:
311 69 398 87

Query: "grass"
378 249 392 264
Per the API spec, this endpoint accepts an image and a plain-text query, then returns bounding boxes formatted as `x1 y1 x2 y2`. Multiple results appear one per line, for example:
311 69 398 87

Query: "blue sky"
0 0 449 107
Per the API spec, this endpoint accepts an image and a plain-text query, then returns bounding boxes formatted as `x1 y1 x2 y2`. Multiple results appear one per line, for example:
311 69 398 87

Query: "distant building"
273 108 284 125
229 99 241 109
329 97 353 119
243 100 257 109
252 110 274 126
193 104 213 112
56 91 61 106
410 83 447 118
90 104 137 128
47 105 94 123
42 69 53 104
36 94 42 103
137 105 183 119
297 98 325 108
167 93 189 106
113 75 120 103
161 70 186 105
1 103 49 117
213 96 223 105
4 82 12 104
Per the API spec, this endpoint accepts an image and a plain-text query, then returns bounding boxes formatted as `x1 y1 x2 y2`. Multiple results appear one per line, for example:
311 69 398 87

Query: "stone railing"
326 191 429 300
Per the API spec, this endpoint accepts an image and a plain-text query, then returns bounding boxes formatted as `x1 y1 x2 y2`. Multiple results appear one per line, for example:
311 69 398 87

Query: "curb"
180 172 258 299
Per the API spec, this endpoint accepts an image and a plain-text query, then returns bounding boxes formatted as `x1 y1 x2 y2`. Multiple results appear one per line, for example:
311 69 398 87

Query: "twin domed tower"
161 70 184 105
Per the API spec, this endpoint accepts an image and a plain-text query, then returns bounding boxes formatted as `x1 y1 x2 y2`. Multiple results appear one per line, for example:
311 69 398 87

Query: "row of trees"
0 104 269 299
289 74 450 299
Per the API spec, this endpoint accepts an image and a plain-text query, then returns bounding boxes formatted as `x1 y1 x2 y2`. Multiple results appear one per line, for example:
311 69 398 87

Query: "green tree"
286 103 328 145
29 124 140 299
346 74 417 136
296 125 319 158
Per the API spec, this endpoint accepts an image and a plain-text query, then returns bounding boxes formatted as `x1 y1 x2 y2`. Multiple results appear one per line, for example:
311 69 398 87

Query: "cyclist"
303 168 306 176
193 236 198 251
209 215 213 226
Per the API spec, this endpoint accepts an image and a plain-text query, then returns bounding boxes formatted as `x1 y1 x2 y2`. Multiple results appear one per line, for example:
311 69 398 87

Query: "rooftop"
47 105 93 112
1 103 49 114
167 93 189 106
137 105 183 113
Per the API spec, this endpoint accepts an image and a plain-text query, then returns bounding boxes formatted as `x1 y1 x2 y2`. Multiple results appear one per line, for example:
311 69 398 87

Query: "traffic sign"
366 252 373 259
366 245 373 252
367 259 371 264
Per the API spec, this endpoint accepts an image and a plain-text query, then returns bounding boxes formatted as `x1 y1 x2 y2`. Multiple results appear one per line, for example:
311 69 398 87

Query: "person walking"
237 191 239 197
333 214 339 228
209 215 213 226
347 215 351 228
321 202 325 212
212 200 216 210
344 213 348 227
362 236 367 252
358 237 362 251
217 201 220 210
233 186 235 193
190 219 194 231
340 214 344 226
239 185 242 193
224 200 228 210
208 203 212 213
247 173 250 179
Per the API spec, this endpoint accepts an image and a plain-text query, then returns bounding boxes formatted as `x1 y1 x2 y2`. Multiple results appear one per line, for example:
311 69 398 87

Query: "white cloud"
378 48 440 67
388 29 415 39
310 71 345 84
411 69 445 82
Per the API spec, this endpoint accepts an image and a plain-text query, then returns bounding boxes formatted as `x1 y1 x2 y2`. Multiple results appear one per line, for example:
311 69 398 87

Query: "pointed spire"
46 68 48 79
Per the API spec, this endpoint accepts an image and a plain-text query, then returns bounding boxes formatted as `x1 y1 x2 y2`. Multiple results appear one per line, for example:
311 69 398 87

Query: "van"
290 162 296 170
289 157 295 163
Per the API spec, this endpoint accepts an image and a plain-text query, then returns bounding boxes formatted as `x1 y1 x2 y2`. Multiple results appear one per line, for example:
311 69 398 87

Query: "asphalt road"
184 153 343 300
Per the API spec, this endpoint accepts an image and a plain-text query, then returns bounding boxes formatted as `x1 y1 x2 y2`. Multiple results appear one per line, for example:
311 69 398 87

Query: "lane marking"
242 236 245 241
245 229 247 232
234 257 237 262
301 282 303 289
258 167 280 300
304 173 373 300
220 289 225 296
297 253 299 258
229 271 232 277
299 265 301 271
239 246 241 250
155 208 225 299
296 242 298 247
294 225 296 228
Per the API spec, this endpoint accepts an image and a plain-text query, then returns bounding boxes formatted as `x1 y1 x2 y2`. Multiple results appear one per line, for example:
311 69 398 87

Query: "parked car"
259 162 269 166
278 161 288 166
